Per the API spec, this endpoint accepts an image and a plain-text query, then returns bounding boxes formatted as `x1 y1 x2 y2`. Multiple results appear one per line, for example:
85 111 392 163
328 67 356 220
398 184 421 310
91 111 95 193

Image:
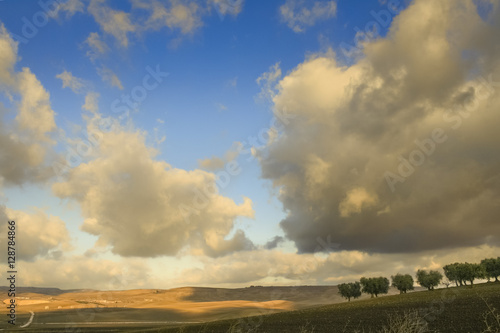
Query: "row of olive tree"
338 271 440 301
443 257 500 287
338 277 391 301
338 257 500 302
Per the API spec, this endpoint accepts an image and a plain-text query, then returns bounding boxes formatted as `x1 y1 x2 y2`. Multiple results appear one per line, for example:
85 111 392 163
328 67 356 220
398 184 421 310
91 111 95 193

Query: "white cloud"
84 32 109 61
52 118 254 258
135 0 203 35
97 66 123 89
19 256 150 290
0 24 17 87
16 68 57 141
198 142 242 171
256 62 282 102
339 187 378 218
88 0 136 47
52 0 85 19
82 92 100 114
210 0 244 17
279 0 337 33
82 0 245 50
0 24 57 186
0 206 71 262
56 70 86 93
173 244 500 287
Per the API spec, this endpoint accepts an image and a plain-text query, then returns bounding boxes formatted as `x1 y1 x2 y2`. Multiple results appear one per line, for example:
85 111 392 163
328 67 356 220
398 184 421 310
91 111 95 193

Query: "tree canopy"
481 258 500 282
360 277 389 298
391 273 414 294
443 262 485 287
338 281 362 302
416 269 442 290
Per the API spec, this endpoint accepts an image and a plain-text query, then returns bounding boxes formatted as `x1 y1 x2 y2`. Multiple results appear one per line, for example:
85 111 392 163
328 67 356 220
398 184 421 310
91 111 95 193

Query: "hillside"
156 282 500 333
0 285 402 331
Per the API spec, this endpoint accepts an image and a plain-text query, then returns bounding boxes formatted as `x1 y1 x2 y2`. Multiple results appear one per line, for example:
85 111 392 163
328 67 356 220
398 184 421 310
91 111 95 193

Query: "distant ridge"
0 286 92 295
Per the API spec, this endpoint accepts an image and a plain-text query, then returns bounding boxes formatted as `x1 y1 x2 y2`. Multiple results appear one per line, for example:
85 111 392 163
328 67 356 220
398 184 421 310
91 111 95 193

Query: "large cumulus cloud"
0 23 71 262
0 24 57 186
260 0 500 254
52 118 254 258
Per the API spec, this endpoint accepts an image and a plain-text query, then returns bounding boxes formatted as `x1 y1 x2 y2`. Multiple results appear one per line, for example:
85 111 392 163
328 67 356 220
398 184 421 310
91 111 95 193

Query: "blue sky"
1 0 499 290
0 0 403 252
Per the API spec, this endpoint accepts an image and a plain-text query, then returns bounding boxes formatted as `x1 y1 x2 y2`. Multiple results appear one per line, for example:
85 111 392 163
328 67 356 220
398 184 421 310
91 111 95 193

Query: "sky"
0 0 499 291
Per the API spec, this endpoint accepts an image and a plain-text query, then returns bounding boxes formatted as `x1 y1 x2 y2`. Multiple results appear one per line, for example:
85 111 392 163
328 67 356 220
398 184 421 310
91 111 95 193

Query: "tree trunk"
495 276 499 282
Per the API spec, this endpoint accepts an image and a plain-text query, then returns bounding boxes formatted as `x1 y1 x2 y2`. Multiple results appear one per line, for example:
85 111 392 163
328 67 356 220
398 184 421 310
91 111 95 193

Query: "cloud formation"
88 0 136 47
173 244 500 287
0 24 56 186
261 0 500 254
20 256 150 290
97 66 123 89
210 0 244 17
280 0 337 33
136 0 203 35
198 142 242 171
84 32 109 61
53 118 254 258
0 206 71 262
83 0 245 48
56 70 86 93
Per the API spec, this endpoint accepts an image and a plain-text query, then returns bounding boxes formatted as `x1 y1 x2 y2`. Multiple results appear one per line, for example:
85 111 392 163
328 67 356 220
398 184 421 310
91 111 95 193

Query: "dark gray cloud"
264 236 285 250
260 0 500 254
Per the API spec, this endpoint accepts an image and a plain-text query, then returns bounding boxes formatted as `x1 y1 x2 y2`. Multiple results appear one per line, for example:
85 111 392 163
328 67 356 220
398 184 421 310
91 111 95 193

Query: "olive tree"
481 258 500 282
360 277 389 298
391 273 414 294
338 282 362 302
416 269 442 290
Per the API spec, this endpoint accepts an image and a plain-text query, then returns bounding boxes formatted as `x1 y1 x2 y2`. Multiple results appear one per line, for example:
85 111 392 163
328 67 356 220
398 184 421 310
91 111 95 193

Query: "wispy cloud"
198 142 242 171
56 70 86 93
280 0 337 33
88 0 136 47
84 32 109 61
97 66 123 89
